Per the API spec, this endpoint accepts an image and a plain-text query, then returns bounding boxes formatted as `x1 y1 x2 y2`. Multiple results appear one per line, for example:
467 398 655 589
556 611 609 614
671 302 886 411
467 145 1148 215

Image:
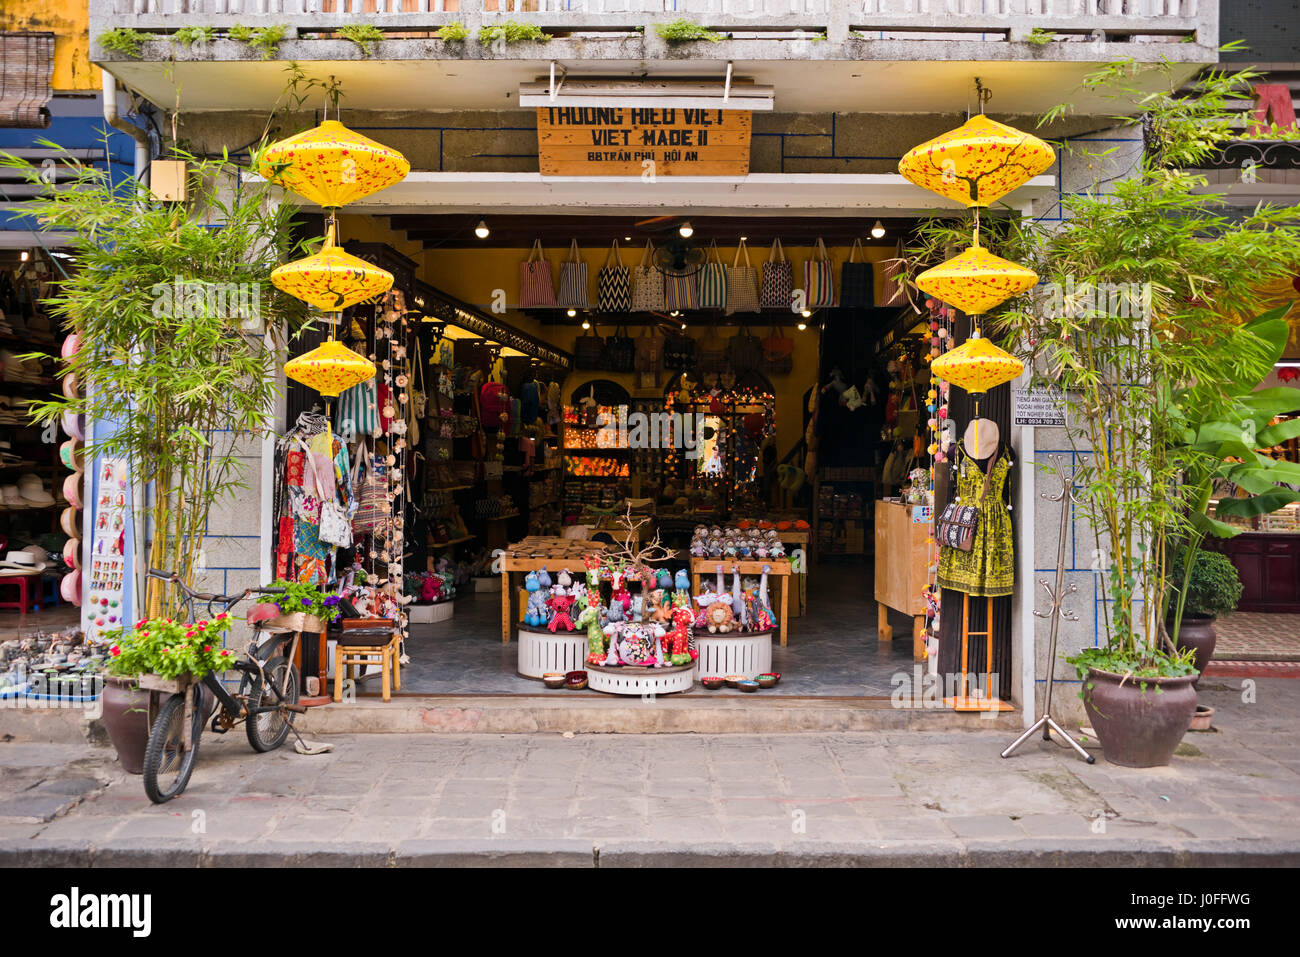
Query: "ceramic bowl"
756 675 777 689
542 672 566 689
724 674 748 688
737 680 759 692
757 672 781 684
701 676 725 690
564 670 588 690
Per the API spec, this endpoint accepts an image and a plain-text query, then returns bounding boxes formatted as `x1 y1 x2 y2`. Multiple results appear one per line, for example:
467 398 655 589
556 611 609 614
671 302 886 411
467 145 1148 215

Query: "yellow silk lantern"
272 229 394 313
931 334 1024 395
916 245 1038 317
898 114 1055 208
257 120 411 209
284 339 376 398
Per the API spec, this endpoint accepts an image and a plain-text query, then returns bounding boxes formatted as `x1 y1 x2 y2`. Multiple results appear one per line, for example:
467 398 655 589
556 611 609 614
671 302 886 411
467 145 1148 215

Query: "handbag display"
597 239 631 312
336 377 378 441
519 239 557 308
601 323 635 372
351 444 391 537
804 237 836 308
573 323 605 371
557 238 589 309
634 323 663 373
936 461 993 552
664 269 699 313
298 439 351 548
630 240 665 312
761 238 794 311
724 239 760 315
728 327 763 373
762 325 794 375
697 239 727 309
841 238 875 308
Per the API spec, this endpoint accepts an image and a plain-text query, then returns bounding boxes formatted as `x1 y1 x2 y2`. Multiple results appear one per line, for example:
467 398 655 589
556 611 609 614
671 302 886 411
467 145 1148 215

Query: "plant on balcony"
337 24 386 58
172 26 216 49
654 19 724 45
0 144 311 619
438 22 470 43
229 24 287 61
1024 28 1059 46
97 28 149 60
477 21 552 47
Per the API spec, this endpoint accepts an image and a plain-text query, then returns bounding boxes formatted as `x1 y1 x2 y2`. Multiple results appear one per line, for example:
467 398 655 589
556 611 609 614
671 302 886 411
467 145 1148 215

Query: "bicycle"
139 569 309 804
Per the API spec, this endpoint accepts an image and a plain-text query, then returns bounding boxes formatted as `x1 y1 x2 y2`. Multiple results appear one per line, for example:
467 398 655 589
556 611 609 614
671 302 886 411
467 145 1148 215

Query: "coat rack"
1001 453 1094 763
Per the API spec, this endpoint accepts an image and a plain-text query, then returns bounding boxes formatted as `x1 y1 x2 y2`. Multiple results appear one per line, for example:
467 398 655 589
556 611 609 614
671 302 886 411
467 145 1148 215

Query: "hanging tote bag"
880 239 907 306
728 327 763 373
804 238 836 308
574 322 606 371
664 269 699 313
601 323 636 373
336 377 378 442
761 239 794 311
557 239 590 309
841 238 875 308
351 445 391 537
634 323 663 373
697 239 727 310
597 239 631 313
410 338 428 421
520 240 557 308
762 325 795 375
725 239 760 315
630 240 666 312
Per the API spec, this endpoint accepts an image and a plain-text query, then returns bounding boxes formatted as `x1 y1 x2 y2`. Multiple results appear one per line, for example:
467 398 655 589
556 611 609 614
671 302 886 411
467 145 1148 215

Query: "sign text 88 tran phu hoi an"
537 106 752 176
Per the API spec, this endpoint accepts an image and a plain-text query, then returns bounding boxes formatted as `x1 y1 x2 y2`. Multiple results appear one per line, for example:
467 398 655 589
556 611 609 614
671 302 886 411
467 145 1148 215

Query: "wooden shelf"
483 512 520 522
430 534 475 548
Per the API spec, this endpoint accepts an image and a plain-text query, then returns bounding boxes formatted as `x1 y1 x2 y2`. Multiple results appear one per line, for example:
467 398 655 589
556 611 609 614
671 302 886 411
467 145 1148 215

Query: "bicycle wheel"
246 656 299 753
142 688 203 804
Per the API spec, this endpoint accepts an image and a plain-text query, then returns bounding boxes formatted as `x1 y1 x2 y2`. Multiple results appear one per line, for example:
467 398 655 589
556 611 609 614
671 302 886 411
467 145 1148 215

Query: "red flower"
220 650 230 657
216 612 229 620
135 619 147 628
185 631 195 638
203 646 212 653
160 647 169 654
109 645 120 656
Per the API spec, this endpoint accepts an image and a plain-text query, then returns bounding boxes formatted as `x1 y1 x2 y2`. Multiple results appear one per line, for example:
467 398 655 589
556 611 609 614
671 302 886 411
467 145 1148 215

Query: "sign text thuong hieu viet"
537 106 752 176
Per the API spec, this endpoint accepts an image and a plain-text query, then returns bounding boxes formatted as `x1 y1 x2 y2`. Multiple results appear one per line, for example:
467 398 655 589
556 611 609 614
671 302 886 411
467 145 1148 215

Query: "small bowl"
757 672 781 685
724 674 748 688
701 676 725 690
736 680 760 693
542 673 566 689
756 675 777 689
564 670 588 690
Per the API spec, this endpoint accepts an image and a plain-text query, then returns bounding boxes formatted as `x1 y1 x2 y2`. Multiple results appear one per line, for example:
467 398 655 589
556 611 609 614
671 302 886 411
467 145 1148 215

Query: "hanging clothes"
937 446 1014 598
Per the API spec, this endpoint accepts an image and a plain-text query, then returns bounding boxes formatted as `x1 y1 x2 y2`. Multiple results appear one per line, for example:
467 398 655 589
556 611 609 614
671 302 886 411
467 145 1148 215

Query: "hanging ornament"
284 339 377 397
272 224 395 312
898 114 1055 208
257 119 411 209
931 332 1024 396
915 245 1038 317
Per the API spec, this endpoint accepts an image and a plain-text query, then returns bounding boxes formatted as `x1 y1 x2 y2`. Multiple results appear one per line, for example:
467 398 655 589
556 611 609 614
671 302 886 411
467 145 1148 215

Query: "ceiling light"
740 236 748 241
624 236 631 241
797 321 807 331
475 219 490 239
670 310 680 317
581 319 591 330
567 308 577 318
678 221 694 238
801 309 812 318
871 220 886 239
19 250 29 262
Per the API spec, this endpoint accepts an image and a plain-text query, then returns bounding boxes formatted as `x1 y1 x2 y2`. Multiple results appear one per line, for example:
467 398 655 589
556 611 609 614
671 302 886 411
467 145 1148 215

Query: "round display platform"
586 661 696 696
517 627 588 680
694 630 773 679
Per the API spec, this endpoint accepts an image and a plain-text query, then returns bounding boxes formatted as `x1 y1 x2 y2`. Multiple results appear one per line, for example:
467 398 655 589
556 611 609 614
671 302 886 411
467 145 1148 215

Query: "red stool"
0 573 42 613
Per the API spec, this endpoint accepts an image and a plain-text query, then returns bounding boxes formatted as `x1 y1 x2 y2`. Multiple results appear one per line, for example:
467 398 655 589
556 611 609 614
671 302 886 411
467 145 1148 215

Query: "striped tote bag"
597 239 630 312
630 240 665 312
519 239 557 308
665 270 699 312
557 239 589 308
724 239 760 315
697 239 727 309
761 239 794 311
336 378 379 441
804 238 836 308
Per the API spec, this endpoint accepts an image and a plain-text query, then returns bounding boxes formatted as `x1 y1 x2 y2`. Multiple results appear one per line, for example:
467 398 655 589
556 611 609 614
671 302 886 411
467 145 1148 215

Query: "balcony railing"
90 0 1218 52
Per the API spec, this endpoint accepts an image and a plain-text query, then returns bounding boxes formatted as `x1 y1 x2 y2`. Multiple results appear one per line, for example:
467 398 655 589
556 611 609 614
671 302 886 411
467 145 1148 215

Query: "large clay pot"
1172 615 1217 689
101 676 149 774
1083 667 1199 768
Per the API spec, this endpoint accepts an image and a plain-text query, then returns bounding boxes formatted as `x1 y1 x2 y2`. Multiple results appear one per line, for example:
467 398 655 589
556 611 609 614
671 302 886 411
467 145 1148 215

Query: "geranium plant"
103 615 238 680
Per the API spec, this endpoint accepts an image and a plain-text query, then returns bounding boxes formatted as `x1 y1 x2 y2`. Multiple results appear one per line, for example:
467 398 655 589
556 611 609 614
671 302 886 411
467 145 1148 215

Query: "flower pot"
101 676 150 775
1171 615 1216 689
1082 667 1199 768
266 612 325 633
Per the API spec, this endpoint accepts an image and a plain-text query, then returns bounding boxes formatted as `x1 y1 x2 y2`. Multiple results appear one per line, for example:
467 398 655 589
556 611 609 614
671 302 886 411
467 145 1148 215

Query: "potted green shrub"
99 614 237 773
248 580 341 633
1167 547 1243 683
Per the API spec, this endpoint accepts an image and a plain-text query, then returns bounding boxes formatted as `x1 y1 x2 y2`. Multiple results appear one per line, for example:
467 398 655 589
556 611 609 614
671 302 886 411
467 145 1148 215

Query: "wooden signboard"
537 106 751 177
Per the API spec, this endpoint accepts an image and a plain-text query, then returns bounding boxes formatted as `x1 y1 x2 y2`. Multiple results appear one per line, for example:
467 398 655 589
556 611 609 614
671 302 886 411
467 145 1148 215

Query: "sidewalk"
1 677 1297 866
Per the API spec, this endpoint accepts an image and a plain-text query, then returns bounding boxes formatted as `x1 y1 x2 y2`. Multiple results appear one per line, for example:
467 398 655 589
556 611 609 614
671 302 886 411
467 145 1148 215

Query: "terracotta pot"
101 676 149 775
1172 615 1217 689
1083 667 1198 768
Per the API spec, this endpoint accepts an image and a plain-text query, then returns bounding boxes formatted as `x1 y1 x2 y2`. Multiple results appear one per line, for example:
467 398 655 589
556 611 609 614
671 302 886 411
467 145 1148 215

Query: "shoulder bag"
697 239 727 309
725 239 760 315
761 238 793 311
597 239 631 312
804 237 836 308
630 240 665 312
519 239 557 308
841 238 875 308
557 238 589 309
936 457 993 553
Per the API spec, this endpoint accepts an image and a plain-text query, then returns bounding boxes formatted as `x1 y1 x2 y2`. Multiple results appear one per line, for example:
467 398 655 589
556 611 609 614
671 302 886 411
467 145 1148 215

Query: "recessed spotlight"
871 220 886 239
474 219 490 239
678 221 694 238
797 321 807 331
567 308 577 318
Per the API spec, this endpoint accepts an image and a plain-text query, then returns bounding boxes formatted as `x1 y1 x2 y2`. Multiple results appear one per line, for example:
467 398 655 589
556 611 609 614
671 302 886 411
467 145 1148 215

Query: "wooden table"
690 558 792 645
499 536 614 643
873 500 930 660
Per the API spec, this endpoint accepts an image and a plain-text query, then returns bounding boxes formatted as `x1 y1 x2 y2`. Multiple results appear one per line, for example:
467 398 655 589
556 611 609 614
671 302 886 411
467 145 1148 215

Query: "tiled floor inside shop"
399 561 919 697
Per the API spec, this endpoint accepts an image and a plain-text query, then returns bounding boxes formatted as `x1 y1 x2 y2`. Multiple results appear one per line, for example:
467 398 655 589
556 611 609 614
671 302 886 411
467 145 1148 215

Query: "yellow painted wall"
337 216 898 459
9 0 98 92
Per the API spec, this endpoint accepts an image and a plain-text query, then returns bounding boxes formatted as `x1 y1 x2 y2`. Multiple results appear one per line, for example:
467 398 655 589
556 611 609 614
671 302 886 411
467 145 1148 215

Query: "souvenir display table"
873 499 930 659
689 558 792 645
499 536 613 643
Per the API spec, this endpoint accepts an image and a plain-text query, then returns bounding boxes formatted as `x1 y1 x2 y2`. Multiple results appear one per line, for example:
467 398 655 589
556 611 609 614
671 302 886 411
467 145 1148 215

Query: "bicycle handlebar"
146 570 285 608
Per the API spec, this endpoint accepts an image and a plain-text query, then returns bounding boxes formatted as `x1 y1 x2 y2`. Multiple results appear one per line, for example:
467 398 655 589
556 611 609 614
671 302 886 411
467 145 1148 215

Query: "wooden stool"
333 621 401 703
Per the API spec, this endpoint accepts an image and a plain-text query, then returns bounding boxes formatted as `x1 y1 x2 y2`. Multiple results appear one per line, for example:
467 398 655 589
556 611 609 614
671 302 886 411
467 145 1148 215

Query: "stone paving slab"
0 678 1296 865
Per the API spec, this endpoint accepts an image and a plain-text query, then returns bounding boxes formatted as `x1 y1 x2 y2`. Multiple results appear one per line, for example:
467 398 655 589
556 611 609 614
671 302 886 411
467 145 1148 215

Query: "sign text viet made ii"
537 107 752 176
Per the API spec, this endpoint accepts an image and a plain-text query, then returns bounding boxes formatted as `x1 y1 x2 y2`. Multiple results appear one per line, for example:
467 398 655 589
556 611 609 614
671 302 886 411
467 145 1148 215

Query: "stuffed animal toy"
674 568 691 595
579 602 607 664
729 568 748 630
667 590 695 665
524 571 549 627
547 570 577 632
610 566 632 616
752 565 775 632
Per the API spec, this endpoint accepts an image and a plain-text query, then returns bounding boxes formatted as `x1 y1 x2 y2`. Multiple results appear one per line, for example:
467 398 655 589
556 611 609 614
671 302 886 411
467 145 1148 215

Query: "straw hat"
0 548 48 575
962 418 1001 461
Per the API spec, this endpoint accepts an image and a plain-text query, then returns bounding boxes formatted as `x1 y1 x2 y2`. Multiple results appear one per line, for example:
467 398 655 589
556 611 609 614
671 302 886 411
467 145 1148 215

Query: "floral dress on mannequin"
936 446 1014 598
